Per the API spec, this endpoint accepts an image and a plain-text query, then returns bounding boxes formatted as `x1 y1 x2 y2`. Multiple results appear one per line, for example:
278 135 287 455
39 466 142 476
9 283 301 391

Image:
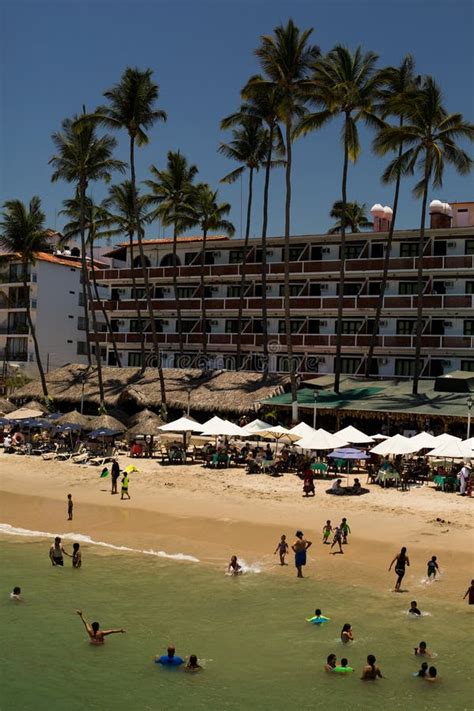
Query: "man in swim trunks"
76 610 125 645
292 530 312 578
111 459 120 495
49 537 68 566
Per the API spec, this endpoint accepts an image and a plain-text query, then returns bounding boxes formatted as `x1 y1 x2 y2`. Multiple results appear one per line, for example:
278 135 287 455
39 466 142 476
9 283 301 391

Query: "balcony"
0 349 28 361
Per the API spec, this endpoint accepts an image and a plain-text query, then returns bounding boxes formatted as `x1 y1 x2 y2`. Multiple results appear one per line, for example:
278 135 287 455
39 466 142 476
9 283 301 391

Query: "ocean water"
0 531 472 711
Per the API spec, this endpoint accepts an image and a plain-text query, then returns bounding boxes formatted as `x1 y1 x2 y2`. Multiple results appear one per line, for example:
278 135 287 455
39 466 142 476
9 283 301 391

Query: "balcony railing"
94 253 474 283
0 349 28 361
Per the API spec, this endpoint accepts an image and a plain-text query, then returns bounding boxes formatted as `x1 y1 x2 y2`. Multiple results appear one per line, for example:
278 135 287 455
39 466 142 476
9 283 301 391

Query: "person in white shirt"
457 462 471 495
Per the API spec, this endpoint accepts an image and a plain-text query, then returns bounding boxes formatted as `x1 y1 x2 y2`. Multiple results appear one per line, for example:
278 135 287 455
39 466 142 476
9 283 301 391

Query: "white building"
0 252 106 377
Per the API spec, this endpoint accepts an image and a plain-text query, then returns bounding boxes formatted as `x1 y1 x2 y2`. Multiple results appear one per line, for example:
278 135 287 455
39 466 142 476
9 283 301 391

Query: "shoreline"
1 453 473 601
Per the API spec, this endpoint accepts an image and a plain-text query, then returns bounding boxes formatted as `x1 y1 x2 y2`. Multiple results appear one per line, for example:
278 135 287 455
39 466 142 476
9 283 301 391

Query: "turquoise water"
0 537 472 711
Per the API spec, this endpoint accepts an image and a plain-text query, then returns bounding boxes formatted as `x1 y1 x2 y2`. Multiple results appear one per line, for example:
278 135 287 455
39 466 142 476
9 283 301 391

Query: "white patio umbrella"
336 425 374 444
370 434 417 456
372 433 389 440
289 422 316 438
427 440 474 459
406 431 438 450
200 416 245 437
431 433 461 446
297 428 349 451
255 425 301 454
241 419 272 434
159 416 204 433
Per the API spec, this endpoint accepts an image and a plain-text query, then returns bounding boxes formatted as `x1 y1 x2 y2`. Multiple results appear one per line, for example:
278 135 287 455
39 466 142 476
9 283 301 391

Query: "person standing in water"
388 546 410 591
72 543 82 568
67 494 73 521
274 535 289 565
463 579 474 605
49 537 69 566
76 610 125 645
324 654 337 672
292 531 312 578
228 556 242 575
361 655 385 680
121 471 130 500
427 556 439 581
340 623 354 643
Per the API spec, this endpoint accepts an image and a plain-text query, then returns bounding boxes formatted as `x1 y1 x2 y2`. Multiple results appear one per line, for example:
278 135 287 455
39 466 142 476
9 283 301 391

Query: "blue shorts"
295 550 307 568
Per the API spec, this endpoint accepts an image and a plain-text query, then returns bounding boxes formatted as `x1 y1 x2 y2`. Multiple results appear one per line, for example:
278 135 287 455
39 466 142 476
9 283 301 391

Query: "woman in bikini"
388 546 410 592
361 655 385 680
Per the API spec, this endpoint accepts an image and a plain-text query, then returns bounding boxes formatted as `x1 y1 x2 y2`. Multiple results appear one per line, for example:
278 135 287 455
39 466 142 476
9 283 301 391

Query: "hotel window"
397 320 416 335
311 246 322 260
342 243 364 259
177 287 195 298
466 282 474 294
77 341 88 355
399 282 419 295
341 358 361 374
131 287 146 299
77 316 87 331
337 282 361 296
395 359 416 377
461 360 474 372
340 321 362 335
254 285 263 297
371 243 384 258
368 281 382 295
185 252 197 265
400 242 419 257
278 320 304 334
279 283 303 297
229 249 244 264
464 320 474 336
128 352 143 367
309 283 321 296
129 319 143 332
465 240 474 255
289 246 304 261
308 319 320 334
181 320 198 332
225 320 240 334
227 286 241 297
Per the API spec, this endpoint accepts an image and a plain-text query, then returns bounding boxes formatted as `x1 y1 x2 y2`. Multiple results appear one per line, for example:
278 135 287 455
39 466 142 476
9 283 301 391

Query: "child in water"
341 623 353 643
427 556 439 581
415 662 429 678
425 666 438 683
322 520 332 544
307 608 329 625
324 654 337 672
227 555 242 575
185 655 202 672
72 543 82 569
274 535 289 565
409 600 421 616
336 658 353 673
414 641 433 657
10 586 23 601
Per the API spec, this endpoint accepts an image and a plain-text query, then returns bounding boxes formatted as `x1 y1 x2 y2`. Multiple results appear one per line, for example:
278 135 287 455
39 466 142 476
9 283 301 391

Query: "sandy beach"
1 452 472 601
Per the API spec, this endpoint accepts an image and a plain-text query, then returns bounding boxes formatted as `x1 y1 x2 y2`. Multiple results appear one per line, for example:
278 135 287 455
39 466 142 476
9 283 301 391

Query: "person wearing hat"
292 530 312 578
457 462 471 496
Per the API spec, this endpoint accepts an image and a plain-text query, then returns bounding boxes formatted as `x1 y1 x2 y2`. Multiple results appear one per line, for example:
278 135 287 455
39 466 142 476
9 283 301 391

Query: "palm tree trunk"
200 228 208 358
283 120 297 421
23 264 48 400
80 184 105 411
333 115 350 394
172 223 183 355
365 126 404 378
78 201 91 366
88 236 122 367
129 135 167 408
128 233 146 373
260 127 274 376
235 166 254 369
412 158 430 395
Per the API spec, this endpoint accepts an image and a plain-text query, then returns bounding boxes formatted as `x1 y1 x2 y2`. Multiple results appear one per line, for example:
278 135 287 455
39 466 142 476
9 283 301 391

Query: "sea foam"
0 523 199 563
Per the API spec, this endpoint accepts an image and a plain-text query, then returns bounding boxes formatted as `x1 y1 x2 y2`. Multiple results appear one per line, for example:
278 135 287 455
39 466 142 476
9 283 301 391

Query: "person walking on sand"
457 462 471 496
274 535 289 565
49 537 69 566
388 546 410 592
292 531 312 578
322 520 332 544
340 518 351 544
67 494 73 521
121 471 130 500
463 579 474 605
111 458 120 495
330 525 344 554
76 610 125 646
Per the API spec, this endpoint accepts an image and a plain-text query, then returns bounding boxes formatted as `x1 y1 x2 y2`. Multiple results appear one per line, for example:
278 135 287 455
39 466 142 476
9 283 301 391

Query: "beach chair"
56 442 83 461
88 446 114 467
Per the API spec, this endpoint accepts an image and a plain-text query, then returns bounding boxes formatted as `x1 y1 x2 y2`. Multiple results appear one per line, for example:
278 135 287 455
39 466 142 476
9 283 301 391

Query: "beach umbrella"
327 448 370 460
55 410 92 429
431 433 461 446
159 416 204 433
254 425 301 454
55 423 81 433
128 409 161 427
199 416 245 437
297 428 348 451
127 417 163 440
372 433 389 440
89 414 126 433
0 417 13 427
370 434 417 456
336 425 374 444
427 440 474 459
6 407 45 420
89 427 121 438
289 422 317 438
406 432 438 450
241 418 272 434
23 418 54 429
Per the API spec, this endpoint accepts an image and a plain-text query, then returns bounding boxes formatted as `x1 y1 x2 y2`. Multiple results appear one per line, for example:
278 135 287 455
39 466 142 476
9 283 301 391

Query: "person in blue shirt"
155 645 184 666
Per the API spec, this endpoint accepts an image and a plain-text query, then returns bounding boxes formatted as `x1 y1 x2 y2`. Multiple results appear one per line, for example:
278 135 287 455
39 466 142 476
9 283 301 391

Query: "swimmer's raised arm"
76 610 91 632
102 628 126 636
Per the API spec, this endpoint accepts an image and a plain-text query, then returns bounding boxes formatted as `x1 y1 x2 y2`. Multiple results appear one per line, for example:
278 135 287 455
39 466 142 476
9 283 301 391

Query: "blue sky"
1 0 473 240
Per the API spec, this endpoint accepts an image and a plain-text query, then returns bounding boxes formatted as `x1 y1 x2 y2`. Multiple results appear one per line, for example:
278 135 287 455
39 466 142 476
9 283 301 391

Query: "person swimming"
361 655 384 680
76 610 125 646
307 608 329 625
415 662 429 678
324 654 337 672
334 658 353 673
185 654 202 672
340 623 353 643
414 641 433 657
409 600 421 616
10 586 23 601
425 666 438 682
228 555 242 575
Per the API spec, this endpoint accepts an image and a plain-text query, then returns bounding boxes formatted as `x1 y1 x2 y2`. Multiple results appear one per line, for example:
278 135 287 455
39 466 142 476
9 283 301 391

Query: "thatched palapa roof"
0 398 16 414
12 364 290 416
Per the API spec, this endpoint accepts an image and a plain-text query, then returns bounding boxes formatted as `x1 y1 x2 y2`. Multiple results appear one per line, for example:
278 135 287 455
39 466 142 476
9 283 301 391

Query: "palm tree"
191 184 235 357
144 151 198 355
219 119 282 368
104 181 153 371
60 194 122 368
0 197 51 399
373 76 473 394
84 67 168 407
365 55 420 378
328 201 373 233
222 90 285 375
246 19 319 415
297 45 380 393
